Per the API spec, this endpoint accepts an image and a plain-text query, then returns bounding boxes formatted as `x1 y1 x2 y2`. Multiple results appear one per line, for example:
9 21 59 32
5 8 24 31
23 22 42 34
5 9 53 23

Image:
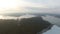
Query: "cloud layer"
0 0 60 14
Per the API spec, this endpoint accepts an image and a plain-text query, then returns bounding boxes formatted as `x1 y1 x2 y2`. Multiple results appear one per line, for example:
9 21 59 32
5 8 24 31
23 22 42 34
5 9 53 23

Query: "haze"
0 0 60 14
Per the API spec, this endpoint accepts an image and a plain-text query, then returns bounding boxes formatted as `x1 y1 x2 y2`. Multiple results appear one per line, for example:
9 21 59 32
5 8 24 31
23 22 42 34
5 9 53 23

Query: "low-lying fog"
0 15 36 20
0 15 60 34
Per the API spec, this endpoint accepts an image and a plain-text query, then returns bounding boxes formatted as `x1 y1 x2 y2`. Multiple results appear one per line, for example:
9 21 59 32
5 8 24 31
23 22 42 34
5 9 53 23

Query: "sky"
0 0 60 14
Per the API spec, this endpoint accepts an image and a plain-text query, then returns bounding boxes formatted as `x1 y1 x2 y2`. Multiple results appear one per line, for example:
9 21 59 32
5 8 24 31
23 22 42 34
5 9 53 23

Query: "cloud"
22 0 60 8
1 7 60 15
17 0 47 8
0 0 60 14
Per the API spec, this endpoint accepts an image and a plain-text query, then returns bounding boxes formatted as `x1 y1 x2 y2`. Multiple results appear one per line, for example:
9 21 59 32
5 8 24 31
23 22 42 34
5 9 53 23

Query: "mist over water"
42 15 60 27
44 25 60 34
0 15 36 20
42 15 60 34
0 15 17 19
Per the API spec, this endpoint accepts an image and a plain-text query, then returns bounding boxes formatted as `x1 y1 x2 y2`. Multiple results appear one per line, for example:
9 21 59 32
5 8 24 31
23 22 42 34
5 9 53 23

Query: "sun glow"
0 0 18 11
0 0 47 14
0 0 30 14
0 15 4 19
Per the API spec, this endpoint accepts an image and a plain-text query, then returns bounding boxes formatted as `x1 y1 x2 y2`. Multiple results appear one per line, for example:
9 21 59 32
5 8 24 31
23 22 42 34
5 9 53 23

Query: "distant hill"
3 13 60 18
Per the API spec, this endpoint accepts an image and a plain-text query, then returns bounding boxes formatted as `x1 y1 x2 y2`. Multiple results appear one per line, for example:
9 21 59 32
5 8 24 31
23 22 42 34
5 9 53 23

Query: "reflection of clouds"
42 15 60 27
44 25 60 34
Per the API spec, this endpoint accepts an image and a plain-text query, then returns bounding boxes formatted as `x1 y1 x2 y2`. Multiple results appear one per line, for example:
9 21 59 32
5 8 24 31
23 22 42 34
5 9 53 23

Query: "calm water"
44 25 60 34
42 15 60 34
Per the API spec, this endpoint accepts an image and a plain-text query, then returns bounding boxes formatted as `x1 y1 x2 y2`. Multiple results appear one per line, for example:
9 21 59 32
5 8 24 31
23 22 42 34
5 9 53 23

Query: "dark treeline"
0 17 53 34
0 19 18 34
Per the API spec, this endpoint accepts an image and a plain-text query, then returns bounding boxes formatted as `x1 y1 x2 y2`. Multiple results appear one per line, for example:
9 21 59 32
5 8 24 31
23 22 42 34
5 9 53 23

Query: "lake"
42 15 60 34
